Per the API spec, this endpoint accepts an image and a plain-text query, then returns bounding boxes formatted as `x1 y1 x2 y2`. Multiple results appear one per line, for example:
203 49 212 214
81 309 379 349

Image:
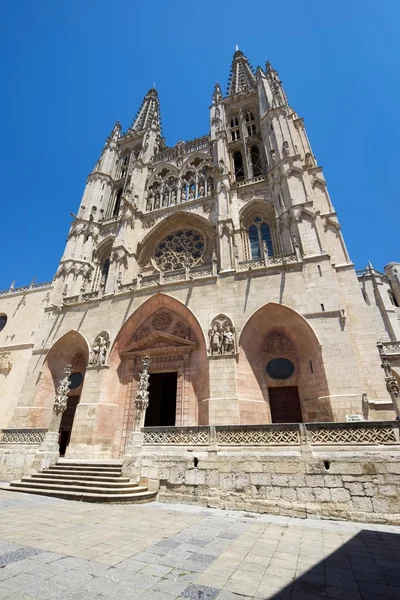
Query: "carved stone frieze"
262 331 295 354
53 365 72 414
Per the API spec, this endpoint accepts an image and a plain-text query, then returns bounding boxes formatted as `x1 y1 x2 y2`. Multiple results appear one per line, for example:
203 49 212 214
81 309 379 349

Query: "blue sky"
0 0 399 289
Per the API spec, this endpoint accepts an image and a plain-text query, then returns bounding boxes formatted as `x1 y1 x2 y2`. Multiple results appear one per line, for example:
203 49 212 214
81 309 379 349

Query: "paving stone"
189 553 217 565
0 546 43 566
181 584 220 600
154 539 181 549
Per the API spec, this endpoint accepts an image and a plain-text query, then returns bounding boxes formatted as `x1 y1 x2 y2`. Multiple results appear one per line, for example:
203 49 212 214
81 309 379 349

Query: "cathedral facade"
1 50 400 464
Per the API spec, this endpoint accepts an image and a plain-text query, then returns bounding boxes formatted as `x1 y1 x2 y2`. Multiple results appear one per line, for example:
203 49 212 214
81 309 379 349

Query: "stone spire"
212 82 223 104
130 88 162 133
227 49 256 96
92 120 121 174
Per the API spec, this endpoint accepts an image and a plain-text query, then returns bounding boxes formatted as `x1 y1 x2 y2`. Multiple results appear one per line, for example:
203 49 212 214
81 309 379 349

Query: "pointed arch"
111 292 207 356
180 152 213 174
34 330 90 426
238 302 331 424
137 211 216 268
239 302 321 348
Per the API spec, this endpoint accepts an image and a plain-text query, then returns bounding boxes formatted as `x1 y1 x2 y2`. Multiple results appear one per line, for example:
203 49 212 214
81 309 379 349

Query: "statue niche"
89 331 110 367
208 314 236 356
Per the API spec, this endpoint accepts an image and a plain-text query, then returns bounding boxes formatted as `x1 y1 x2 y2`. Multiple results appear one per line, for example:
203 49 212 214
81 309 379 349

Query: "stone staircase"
3 460 156 503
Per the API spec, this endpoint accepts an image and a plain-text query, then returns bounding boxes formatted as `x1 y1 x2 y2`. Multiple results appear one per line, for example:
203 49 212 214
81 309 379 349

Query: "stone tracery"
145 155 214 212
153 230 205 272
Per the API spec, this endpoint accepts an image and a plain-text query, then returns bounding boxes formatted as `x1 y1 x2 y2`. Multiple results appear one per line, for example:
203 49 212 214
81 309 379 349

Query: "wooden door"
269 386 303 423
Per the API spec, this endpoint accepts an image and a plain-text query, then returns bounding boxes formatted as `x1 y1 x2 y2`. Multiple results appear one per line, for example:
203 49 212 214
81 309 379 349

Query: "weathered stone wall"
124 435 400 525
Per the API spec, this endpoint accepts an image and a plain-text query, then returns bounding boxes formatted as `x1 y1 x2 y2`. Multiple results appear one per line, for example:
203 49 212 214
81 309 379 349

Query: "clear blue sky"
1 0 399 289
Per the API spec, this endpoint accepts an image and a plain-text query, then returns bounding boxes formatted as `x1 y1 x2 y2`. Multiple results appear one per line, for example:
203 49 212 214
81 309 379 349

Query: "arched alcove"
108 293 209 455
34 331 89 449
238 302 331 423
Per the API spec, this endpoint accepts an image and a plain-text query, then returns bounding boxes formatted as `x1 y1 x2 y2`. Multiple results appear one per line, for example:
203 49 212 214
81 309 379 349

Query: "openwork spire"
130 88 161 132
227 50 256 96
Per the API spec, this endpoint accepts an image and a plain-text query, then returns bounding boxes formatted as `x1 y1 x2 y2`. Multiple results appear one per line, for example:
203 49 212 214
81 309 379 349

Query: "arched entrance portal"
37 331 89 455
239 302 331 423
109 293 209 455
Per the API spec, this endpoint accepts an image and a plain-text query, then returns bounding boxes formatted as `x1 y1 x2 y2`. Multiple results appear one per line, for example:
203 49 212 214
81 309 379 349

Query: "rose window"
153 230 205 271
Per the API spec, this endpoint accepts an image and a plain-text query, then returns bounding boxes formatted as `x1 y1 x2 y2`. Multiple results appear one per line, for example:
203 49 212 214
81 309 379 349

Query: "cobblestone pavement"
0 490 400 599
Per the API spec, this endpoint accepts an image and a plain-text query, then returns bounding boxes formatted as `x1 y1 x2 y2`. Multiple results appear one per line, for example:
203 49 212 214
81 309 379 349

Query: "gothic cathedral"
1 49 400 464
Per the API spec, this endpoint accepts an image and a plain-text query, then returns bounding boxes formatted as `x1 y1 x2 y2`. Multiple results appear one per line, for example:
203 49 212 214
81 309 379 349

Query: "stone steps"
2 460 156 504
11 479 148 494
4 486 156 503
30 473 131 483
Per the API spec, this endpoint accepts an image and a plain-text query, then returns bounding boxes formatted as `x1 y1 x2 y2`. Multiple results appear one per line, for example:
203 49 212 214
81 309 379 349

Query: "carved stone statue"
171 190 177 204
134 355 151 428
181 187 186 202
154 194 160 209
162 192 169 207
199 184 205 197
222 324 235 354
208 315 236 355
90 332 110 367
209 323 222 355
305 152 315 169
188 188 194 200
282 141 290 157
219 159 227 175
53 365 72 414
146 197 153 211
270 149 276 164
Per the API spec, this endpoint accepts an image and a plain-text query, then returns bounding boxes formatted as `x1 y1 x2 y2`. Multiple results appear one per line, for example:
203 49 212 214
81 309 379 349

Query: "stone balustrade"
143 421 399 447
0 281 52 297
0 429 47 444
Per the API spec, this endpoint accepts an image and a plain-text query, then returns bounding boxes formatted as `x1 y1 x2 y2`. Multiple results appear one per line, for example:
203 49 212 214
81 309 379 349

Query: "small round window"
266 358 295 379
0 315 7 332
69 372 84 390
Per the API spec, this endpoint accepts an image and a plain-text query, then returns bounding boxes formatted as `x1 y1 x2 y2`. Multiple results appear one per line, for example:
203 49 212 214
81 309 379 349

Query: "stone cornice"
0 342 34 352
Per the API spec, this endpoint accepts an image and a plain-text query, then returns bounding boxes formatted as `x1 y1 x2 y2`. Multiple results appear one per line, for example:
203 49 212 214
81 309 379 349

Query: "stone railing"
238 253 298 272
0 281 52 297
152 135 210 164
143 426 209 445
380 341 400 356
0 429 47 444
142 421 399 447
236 175 266 187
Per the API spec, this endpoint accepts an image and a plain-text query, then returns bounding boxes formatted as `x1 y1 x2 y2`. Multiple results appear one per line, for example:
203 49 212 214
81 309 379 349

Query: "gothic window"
248 217 273 259
100 258 110 289
233 151 245 181
250 145 263 177
113 188 123 217
0 314 7 332
153 230 205 272
266 357 295 379
247 124 256 136
245 112 255 122
229 115 240 141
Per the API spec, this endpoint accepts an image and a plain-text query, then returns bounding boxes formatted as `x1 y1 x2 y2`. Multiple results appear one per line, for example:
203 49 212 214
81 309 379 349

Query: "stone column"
378 343 400 418
122 356 151 480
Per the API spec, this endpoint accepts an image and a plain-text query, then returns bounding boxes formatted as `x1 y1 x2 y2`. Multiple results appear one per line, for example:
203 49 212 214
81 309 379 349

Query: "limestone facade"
0 49 400 470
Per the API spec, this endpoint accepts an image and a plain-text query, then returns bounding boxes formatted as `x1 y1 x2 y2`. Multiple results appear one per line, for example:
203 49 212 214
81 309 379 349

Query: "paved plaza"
0 490 399 599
